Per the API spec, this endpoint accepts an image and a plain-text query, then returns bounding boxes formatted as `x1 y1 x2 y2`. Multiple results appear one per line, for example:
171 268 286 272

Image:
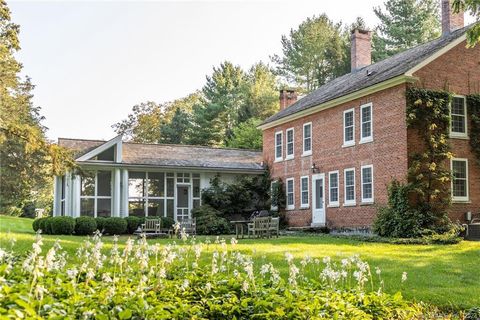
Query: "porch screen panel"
128 172 146 217
193 174 201 209
80 170 112 217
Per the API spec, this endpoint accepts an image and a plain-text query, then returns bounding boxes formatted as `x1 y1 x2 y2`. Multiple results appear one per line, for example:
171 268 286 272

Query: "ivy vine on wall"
467 94 480 165
405 88 452 227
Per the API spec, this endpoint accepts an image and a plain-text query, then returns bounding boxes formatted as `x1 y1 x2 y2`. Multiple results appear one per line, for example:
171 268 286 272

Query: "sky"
8 0 474 141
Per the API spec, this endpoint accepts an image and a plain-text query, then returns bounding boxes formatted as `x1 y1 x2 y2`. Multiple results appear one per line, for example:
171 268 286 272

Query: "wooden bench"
141 218 162 234
248 216 271 238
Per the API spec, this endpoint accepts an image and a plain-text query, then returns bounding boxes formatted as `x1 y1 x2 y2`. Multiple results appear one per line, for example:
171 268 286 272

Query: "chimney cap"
351 28 371 35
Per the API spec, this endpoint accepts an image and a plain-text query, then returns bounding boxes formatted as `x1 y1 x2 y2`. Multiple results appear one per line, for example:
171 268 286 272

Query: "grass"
1 215 479 311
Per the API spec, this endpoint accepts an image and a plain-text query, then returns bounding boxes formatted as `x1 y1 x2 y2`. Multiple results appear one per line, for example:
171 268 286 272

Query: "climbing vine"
467 94 480 165
405 88 452 229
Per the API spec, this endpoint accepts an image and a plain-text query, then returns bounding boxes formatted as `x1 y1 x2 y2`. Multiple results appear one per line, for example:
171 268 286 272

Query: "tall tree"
240 62 279 122
373 0 441 61
0 0 74 213
272 14 349 93
226 118 263 150
112 101 164 143
453 0 480 46
159 107 191 144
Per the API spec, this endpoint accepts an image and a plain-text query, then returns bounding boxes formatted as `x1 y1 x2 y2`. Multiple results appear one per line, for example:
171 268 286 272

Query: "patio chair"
141 218 162 234
269 217 279 238
248 216 271 238
179 218 196 236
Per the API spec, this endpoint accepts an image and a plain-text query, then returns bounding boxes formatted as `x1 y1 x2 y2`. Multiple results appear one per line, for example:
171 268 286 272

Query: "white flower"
230 238 238 246
205 282 212 292
180 279 189 291
322 256 331 264
375 267 381 275
285 252 294 263
241 280 249 292
401 272 408 283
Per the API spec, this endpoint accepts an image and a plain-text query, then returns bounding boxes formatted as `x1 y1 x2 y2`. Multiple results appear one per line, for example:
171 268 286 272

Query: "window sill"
359 138 373 144
285 156 295 161
449 134 469 140
343 202 356 207
360 201 374 206
327 204 339 208
342 142 355 148
300 206 310 210
274 158 283 163
452 199 470 204
302 152 312 157
286 207 295 211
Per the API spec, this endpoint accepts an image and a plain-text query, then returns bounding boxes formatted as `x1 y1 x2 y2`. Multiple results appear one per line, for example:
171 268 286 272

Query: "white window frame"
344 168 356 206
450 158 469 202
286 178 295 210
80 170 113 218
449 95 468 139
328 170 339 207
300 176 309 208
274 131 283 162
343 108 355 147
285 128 295 160
360 103 373 143
302 122 312 156
361 165 374 203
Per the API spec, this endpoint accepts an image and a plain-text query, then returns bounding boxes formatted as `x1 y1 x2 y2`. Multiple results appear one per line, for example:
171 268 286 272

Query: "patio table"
230 220 252 239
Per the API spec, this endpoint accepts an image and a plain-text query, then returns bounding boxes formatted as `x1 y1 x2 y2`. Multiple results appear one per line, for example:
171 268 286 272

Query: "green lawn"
1 215 479 311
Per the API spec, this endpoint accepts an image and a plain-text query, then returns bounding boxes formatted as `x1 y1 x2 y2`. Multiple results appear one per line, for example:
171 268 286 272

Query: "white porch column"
72 175 81 217
113 168 121 217
64 172 72 217
52 176 59 216
121 169 129 217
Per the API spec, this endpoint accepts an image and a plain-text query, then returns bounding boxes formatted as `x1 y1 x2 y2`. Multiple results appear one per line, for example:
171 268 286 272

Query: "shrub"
466 307 480 320
125 216 141 234
161 216 175 229
50 216 75 235
32 217 49 232
103 217 127 235
75 217 97 235
95 217 107 232
43 217 54 235
193 205 231 235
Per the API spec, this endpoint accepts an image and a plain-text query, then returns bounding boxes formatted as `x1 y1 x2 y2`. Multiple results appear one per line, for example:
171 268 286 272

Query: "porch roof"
58 138 264 172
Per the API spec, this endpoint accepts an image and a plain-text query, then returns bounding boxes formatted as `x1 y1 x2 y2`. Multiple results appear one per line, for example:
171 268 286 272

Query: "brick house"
260 1 480 228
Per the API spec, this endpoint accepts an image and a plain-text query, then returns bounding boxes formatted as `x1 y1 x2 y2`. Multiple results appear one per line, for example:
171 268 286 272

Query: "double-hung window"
270 180 280 211
361 165 374 203
450 96 467 138
451 158 469 201
343 108 355 147
286 128 294 159
360 103 373 143
328 171 339 207
286 178 295 210
275 131 283 161
303 123 312 156
300 176 309 208
344 168 356 205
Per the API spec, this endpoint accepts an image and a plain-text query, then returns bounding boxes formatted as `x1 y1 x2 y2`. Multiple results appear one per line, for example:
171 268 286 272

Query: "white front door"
311 174 326 226
176 185 190 221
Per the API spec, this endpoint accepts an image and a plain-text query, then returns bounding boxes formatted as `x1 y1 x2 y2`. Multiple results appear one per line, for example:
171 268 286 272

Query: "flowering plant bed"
0 232 424 319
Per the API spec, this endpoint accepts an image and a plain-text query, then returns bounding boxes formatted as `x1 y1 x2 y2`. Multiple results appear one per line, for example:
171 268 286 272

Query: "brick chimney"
351 29 372 72
279 89 297 110
441 0 464 36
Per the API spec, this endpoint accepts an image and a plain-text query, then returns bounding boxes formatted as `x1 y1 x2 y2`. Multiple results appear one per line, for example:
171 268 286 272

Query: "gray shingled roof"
262 26 469 125
58 138 264 172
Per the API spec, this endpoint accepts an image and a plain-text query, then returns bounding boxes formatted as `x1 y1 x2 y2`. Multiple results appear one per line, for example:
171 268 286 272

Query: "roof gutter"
258 74 417 130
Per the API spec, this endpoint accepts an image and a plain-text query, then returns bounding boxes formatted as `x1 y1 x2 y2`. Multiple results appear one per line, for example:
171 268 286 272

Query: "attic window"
93 146 115 161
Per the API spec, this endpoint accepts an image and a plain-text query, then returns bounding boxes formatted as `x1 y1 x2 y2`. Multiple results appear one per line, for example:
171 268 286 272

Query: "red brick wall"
263 84 409 228
412 41 480 223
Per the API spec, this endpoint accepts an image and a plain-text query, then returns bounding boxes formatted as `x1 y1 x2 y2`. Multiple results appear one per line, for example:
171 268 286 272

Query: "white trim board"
76 135 123 162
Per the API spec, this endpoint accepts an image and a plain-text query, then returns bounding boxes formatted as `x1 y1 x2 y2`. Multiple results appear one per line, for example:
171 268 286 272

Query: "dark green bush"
43 217 54 235
193 205 231 235
103 217 127 235
50 216 75 235
32 217 49 232
161 216 175 229
125 216 141 234
95 217 107 232
75 217 97 235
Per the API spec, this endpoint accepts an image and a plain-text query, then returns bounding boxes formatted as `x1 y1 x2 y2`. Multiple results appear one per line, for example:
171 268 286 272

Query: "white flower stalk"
401 272 408 283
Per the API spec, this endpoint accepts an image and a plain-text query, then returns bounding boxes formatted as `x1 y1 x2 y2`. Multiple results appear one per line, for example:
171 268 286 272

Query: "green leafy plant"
125 216 142 234
467 94 480 165
103 217 127 235
32 217 49 233
95 217 107 232
160 216 175 229
74 217 97 235
193 205 231 235
49 216 75 235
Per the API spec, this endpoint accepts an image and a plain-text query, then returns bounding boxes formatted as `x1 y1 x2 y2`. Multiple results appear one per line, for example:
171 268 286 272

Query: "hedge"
75 217 97 235
103 217 127 235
